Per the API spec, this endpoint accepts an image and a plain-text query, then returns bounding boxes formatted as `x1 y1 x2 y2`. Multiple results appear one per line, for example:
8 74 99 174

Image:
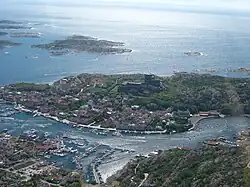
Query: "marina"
1 102 250 182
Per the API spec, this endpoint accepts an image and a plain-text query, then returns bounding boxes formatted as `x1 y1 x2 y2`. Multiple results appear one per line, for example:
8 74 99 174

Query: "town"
0 133 84 187
0 73 240 135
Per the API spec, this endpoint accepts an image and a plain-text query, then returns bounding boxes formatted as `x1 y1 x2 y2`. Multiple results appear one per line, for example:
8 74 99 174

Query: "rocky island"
0 25 32 30
0 20 31 30
0 31 8 36
0 20 22 24
233 68 250 74
32 35 132 55
1 73 250 134
0 40 21 49
10 32 41 38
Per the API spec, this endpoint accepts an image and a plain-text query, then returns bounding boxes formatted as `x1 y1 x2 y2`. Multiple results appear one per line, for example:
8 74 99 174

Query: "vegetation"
32 35 132 55
130 73 250 115
9 82 51 92
109 144 247 187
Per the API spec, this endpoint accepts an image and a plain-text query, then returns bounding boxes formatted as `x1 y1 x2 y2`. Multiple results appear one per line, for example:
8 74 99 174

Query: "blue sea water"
1 0 250 85
1 0 250 180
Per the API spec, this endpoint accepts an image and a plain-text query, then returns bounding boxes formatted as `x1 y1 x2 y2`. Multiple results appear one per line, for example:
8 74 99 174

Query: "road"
138 173 149 187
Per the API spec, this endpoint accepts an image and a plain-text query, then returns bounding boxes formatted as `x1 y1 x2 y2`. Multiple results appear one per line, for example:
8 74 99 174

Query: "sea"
1 0 250 85
1 0 250 181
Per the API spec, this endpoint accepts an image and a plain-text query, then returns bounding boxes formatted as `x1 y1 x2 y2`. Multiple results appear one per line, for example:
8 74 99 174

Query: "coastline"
188 115 223 131
13 104 168 135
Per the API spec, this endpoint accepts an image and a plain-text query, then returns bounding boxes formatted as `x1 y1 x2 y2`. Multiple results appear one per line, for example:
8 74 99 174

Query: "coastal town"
0 125 134 186
1 125 250 186
0 132 85 187
1 72 246 135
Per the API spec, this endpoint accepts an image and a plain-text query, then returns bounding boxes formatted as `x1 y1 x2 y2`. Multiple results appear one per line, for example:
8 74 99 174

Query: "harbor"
1 102 250 183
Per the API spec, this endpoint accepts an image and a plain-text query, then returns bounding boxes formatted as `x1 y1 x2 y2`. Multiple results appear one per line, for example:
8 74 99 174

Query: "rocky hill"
108 142 250 187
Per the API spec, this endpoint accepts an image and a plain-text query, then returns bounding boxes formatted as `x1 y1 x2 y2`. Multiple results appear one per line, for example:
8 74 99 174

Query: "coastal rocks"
0 20 31 30
0 20 22 24
10 32 41 38
232 68 250 74
184 51 204 56
0 32 8 36
0 25 32 30
0 40 21 49
31 35 132 55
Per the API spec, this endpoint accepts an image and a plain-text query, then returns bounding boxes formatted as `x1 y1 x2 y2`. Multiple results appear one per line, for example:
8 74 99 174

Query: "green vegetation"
109 145 246 187
10 82 51 92
32 35 132 54
130 73 250 115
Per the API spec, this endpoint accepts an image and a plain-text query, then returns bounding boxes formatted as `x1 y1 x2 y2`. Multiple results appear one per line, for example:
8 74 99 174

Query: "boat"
53 152 67 157
112 131 122 137
44 155 51 159
96 131 108 136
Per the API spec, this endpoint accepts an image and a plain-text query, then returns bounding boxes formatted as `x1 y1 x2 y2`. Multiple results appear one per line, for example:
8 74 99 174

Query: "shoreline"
188 115 223 131
13 104 168 135
3 102 245 136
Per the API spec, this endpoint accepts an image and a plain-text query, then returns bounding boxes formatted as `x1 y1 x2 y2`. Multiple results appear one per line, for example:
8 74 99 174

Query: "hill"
108 138 250 187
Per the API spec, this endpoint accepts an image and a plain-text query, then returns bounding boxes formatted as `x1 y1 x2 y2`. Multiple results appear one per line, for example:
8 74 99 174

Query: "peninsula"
1 73 250 134
32 35 132 55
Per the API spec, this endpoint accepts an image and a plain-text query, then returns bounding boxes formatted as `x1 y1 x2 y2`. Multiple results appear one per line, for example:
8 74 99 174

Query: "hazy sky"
4 0 250 15
97 0 250 12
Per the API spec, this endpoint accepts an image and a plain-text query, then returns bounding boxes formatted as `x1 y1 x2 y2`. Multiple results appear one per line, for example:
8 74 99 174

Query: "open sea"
1 0 250 85
1 0 250 181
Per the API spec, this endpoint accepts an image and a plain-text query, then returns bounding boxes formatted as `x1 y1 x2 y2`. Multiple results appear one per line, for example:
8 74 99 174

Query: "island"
0 20 22 24
10 32 41 38
232 68 250 74
0 25 32 30
0 40 21 49
1 73 250 134
31 35 132 55
0 31 8 36
0 20 31 30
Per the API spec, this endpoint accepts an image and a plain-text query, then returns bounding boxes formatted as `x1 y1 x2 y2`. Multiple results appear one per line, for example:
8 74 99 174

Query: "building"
119 74 165 95
199 111 220 117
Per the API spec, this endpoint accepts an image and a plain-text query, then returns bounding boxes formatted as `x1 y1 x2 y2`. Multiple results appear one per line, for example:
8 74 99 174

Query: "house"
199 111 220 117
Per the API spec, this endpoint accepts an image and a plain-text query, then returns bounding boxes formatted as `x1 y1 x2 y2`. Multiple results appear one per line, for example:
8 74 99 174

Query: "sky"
3 0 250 16
94 0 250 13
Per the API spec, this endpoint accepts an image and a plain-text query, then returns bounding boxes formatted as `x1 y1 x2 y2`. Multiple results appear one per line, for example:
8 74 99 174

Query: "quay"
13 104 169 135
189 115 221 131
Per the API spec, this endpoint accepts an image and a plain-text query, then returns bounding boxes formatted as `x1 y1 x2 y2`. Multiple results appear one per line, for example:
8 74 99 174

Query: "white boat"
112 131 122 137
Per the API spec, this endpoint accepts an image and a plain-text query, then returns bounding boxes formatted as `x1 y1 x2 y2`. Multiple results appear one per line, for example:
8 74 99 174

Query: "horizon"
2 0 250 17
